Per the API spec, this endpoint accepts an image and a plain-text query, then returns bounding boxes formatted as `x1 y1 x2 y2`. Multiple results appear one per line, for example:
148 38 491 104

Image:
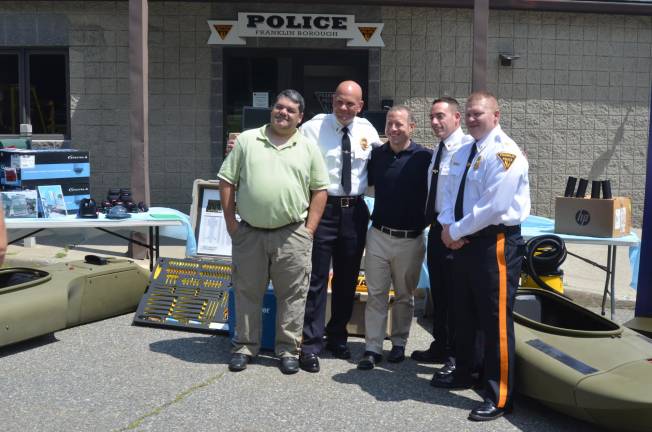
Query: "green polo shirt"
218 124 329 229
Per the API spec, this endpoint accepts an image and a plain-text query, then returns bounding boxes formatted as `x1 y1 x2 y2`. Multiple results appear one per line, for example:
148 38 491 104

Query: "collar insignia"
497 152 516 170
473 155 482 170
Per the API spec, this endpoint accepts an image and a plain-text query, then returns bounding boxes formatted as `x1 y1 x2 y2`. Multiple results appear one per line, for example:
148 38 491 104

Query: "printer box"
554 196 632 238
228 285 276 351
20 179 90 212
4 178 91 213
0 149 90 183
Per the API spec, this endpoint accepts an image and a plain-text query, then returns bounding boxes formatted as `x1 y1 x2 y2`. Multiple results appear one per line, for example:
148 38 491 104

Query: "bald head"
335 81 363 99
332 80 364 125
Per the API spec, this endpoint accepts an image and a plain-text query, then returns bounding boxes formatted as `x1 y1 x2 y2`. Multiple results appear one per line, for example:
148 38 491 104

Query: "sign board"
252 92 269 108
208 12 384 47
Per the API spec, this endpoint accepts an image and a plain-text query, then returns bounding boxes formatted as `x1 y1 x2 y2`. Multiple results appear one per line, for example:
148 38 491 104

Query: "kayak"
515 287 652 431
0 257 149 348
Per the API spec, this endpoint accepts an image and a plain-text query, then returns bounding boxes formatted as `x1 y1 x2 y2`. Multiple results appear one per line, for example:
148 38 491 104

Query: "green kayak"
515 287 652 431
1 257 149 348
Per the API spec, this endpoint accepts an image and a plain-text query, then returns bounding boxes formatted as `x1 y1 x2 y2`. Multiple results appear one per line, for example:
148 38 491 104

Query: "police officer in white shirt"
298 81 381 372
412 97 473 375
433 91 530 422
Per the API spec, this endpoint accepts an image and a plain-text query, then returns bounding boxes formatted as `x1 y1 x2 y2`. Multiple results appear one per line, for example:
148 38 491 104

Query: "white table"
6 214 184 270
521 216 640 320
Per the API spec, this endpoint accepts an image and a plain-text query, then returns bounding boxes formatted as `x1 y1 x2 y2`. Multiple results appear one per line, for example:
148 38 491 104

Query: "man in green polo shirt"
218 89 329 375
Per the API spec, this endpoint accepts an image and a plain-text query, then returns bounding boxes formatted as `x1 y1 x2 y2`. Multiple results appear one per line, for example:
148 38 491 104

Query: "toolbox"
133 256 232 333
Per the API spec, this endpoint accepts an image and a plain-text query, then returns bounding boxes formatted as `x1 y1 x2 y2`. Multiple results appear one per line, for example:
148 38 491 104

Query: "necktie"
424 141 445 225
341 126 351 194
454 142 478 221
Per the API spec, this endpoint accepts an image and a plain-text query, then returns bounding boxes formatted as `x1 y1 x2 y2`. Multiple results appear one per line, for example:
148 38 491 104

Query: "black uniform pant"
301 197 369 354
453 229 523 408
426 222 456 361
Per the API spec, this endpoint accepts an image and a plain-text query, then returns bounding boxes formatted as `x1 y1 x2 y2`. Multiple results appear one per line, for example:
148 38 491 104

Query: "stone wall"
0 1 214 211
379 6 651 224
1 1 649 224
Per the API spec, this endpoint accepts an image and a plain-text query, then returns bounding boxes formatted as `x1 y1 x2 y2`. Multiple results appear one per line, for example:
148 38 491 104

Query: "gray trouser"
364 227 426 354
231 221 313 357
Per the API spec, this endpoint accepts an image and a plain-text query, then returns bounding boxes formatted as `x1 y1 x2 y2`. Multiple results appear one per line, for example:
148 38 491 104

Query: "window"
0 49 69 137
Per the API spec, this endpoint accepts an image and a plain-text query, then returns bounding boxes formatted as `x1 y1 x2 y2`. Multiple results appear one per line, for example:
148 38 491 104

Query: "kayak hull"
515 288 652 431
0 259 149 348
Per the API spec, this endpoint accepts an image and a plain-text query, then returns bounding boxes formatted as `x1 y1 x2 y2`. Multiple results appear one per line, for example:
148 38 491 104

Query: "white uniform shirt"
439 125 531 241
426 127 472 214
300 113 380 196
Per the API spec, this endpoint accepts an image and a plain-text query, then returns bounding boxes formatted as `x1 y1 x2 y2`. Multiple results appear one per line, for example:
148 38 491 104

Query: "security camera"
499 53 520 66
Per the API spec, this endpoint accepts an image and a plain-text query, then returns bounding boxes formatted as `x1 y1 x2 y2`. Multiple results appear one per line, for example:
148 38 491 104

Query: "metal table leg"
610 245 617 320
149 226 154 271
600 245 617 320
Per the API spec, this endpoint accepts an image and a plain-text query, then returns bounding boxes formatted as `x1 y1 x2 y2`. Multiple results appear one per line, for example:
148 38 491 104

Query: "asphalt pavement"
1 231 639 432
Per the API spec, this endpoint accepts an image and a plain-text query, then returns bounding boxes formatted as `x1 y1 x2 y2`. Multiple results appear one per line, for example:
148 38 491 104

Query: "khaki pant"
364 227 425 354
231 221 313 357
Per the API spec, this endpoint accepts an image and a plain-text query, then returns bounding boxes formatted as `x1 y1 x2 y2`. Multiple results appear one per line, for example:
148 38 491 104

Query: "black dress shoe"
387 345 405 363
357 351 382 370
468 399 512 421
434 361 456 378
410 348 447 363
228 353 251 372
299 353 320 373
280 356 300 375
325 343 351 359
430 373 472 389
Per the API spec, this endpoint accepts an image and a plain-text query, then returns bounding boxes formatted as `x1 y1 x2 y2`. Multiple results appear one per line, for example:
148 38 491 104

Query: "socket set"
132 256 232 333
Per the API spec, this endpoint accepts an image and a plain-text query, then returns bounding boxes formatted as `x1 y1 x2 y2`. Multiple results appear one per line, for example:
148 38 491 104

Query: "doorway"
223 48 369 135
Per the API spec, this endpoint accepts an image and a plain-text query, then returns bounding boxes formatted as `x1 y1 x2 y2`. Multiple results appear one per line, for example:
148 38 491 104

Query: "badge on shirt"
497 152 516 170
473 155 482 170
360 138 369 150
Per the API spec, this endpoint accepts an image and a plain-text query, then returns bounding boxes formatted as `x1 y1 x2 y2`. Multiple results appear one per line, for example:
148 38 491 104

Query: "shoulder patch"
497 152 516 170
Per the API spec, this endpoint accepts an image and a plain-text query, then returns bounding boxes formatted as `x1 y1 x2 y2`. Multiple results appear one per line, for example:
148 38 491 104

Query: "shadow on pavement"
0 333 58 358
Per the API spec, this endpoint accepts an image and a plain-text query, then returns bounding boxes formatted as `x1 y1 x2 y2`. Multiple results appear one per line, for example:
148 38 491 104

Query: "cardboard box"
554 196 632 238
326 290 394 338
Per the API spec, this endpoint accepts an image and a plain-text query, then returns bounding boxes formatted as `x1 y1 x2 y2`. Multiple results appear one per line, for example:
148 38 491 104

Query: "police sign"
208 12 384 47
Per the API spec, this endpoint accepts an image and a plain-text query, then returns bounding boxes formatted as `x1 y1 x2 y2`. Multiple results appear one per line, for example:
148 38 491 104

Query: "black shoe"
279 356 300 375
357 351 382 370
387 345 405 363
468 400 511 421
430 373 473 389
299 353 320 373
228 353 251 372
325 343 351 359
435 361 456 378
410 348 447 363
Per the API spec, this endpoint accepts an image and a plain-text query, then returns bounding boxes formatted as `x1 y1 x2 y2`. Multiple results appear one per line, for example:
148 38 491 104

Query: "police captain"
432 91 530 422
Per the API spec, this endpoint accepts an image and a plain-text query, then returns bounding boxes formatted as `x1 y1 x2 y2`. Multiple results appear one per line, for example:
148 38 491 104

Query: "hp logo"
575 210 590 226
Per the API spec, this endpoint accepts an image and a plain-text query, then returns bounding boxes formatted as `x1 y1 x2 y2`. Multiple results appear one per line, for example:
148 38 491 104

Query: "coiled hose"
522 235 567 293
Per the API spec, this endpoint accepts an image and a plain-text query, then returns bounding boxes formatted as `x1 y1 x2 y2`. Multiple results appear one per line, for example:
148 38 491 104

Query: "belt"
372 222 422 239
327 195 363 208
241 220 301 231
467 224 521 238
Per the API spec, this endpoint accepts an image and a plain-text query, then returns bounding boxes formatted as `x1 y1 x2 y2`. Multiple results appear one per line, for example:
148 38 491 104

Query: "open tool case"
132 256 232 333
